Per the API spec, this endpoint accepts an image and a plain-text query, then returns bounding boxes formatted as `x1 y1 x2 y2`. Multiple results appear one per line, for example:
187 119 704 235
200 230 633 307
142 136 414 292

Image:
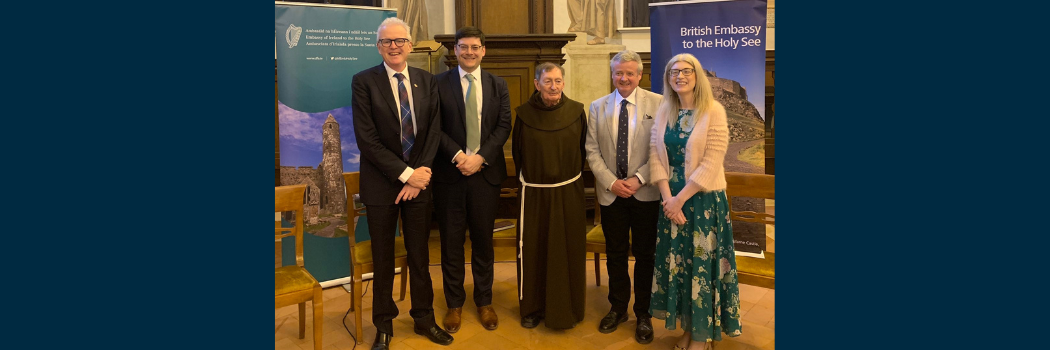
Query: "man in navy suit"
432 26 512 333
351 17 453 350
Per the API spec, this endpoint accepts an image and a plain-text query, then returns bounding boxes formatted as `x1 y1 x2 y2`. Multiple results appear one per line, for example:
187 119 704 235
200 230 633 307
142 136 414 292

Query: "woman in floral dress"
647 53 742 350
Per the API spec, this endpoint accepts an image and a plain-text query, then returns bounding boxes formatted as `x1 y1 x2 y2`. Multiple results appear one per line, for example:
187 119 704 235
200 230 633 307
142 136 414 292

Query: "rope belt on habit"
517 171 581 300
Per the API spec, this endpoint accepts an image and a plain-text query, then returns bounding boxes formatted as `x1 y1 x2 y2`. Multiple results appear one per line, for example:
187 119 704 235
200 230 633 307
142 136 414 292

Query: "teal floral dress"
650 109 743 342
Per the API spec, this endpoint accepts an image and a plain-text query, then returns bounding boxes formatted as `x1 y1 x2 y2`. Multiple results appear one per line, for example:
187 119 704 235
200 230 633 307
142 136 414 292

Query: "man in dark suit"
351 17 453 350
432 26 512 333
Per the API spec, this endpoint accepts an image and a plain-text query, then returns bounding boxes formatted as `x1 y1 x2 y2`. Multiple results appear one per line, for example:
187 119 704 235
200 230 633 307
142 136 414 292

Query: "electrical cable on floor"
342 279 371 348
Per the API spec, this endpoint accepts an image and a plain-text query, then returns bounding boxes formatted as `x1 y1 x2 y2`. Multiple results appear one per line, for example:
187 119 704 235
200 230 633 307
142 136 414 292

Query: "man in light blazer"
351 17 453 350
584 50 663 344
432 26 512 333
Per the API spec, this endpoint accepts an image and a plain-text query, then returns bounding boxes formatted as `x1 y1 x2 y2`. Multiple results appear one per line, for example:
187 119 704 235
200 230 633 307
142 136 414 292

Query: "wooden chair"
725 172 775 289
492 158 521 248
492 186 520 248
274 184 322 350
342 172 409 344
585 202 609 286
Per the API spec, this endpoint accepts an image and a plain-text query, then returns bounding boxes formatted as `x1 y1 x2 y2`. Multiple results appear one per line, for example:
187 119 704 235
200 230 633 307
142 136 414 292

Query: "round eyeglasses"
378 38 410 47
668 68 695 77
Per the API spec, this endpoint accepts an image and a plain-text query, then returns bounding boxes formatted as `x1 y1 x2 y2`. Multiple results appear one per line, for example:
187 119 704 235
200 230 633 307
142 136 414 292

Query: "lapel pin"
413 84 418 88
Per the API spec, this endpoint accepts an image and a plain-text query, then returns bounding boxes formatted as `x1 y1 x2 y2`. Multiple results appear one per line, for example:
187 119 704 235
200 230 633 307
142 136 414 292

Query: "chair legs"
298 303 306 338
594 253 602 286
349 274 356 311
399 265 408 301
353 278 364 344
347 266 402 344
313 286 323 350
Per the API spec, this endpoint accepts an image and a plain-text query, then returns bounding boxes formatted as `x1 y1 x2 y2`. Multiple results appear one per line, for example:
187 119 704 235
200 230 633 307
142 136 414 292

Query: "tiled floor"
276 234 775 350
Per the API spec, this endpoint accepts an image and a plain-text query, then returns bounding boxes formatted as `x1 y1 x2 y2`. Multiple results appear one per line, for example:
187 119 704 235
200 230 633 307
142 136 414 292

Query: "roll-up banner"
275 1 395 286
651 0 768 256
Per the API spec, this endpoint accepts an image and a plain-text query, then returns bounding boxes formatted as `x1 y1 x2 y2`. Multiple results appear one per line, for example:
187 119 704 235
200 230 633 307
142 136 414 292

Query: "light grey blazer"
585 88 663 206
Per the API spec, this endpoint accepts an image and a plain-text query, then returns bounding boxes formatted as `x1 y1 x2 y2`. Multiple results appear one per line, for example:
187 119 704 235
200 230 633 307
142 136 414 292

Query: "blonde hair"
659 53 714 127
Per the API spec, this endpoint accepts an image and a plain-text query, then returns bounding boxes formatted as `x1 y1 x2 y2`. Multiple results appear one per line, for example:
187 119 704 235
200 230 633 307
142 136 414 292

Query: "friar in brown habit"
511 62 588 330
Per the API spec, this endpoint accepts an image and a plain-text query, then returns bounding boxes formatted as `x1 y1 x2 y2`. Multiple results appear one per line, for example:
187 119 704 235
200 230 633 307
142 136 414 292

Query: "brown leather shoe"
443 308 462 333
478 305 499 330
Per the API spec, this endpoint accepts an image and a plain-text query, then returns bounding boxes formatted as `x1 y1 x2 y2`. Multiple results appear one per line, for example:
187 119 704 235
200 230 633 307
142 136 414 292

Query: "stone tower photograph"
278 103 361 238
320 115 345 215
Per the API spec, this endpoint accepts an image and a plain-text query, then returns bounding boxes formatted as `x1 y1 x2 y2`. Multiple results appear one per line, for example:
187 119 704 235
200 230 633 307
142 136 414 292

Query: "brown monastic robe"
512 92 588 329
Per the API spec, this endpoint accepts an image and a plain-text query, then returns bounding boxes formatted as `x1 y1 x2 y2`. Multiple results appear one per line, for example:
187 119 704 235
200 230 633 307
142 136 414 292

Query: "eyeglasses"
668 68 695 77
456 44 483 52
378 38 410 47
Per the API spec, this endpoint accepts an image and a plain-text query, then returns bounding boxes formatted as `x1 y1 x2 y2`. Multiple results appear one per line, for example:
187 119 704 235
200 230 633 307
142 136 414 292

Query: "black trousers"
434 174 500 309
366 199 437 334
600 196 659 318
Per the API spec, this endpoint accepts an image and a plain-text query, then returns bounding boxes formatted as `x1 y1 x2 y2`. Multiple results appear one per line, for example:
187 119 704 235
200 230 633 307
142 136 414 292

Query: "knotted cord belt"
517 171 581 300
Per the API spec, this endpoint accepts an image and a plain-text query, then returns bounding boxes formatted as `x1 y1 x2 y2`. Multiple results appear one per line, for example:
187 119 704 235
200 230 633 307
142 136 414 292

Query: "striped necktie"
394 73 414 161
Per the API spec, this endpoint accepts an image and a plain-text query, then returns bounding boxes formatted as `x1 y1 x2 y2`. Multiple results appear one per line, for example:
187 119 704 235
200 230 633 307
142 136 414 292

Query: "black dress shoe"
520 312 544 329
635 318 654 344
371 331 392 350
598 311 629 334
413 324 454 346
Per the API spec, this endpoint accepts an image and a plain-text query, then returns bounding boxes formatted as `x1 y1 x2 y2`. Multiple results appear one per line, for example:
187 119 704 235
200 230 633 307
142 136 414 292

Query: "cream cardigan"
648 101 729 192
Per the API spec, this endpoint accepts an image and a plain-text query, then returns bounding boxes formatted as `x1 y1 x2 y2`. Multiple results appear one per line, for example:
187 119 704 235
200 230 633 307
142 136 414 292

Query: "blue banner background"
651 0 766 121
276 4 394 175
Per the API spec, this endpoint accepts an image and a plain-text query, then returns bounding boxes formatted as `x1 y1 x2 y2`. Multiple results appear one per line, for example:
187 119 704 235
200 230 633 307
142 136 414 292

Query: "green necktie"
465 74 480 153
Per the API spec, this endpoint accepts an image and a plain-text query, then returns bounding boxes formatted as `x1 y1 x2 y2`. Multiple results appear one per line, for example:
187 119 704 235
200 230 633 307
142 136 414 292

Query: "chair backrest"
725 172 775 289
501 157 520 199
725 172 775 226
275 184 308 267
505 156 516 177
342 172 367 248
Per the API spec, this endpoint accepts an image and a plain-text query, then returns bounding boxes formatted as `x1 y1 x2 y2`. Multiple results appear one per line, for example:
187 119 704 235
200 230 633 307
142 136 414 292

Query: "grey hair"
610 50 644 73
534 62 565 80
377 17 412 42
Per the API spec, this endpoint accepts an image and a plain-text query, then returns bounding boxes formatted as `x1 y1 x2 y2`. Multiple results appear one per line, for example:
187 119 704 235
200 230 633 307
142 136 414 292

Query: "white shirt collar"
384 62 409 80
458 66 481 83
614 88 638 107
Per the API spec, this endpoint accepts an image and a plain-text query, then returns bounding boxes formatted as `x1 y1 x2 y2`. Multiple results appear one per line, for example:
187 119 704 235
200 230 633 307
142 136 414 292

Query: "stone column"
563 32 625 108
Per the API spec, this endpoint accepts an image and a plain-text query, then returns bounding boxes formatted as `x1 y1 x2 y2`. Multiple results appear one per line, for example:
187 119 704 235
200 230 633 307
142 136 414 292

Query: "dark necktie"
616 99 629 179
394 73 414 161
